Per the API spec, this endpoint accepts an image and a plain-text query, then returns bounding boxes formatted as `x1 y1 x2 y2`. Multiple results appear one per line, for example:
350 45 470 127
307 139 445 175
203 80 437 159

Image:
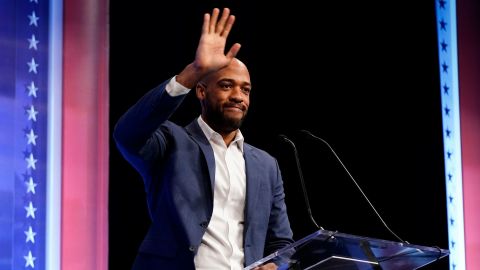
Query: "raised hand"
176 7 241 88
194 7 241 74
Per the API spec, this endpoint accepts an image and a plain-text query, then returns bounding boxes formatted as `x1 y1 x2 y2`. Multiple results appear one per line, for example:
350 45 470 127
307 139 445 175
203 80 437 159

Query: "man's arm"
113 7 241 169
112 80 185 175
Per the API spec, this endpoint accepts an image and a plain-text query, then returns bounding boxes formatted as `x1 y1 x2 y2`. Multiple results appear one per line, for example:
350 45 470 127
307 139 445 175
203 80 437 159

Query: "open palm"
194 8 241 74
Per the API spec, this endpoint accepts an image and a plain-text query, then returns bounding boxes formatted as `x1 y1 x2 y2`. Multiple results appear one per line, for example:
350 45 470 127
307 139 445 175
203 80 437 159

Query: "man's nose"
229 87 244 102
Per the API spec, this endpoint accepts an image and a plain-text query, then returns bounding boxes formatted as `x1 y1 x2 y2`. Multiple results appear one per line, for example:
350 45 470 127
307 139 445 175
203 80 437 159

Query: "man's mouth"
224 104 245 112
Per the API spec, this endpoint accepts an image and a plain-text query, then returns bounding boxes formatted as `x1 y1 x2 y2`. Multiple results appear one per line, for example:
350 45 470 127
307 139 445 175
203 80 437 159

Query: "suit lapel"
186 120 260 231
186 120 216 195
244 144 260 231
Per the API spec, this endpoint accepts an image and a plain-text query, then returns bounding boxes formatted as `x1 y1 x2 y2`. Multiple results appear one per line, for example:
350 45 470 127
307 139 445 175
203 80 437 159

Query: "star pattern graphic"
26 105 38 121
26 153 38 170
26 177 37 194
24 226 37 243
439 19 447 30
27 81 38 98
437 16 464 259
24 251 36 268
439 0 446 9
28 11 39 26
27 58 39 73
441 62 448 73
28 34 39 50
25 202 37 219
10 1 47 268
26 129 38 145
443 83 449 95
440 40 448 52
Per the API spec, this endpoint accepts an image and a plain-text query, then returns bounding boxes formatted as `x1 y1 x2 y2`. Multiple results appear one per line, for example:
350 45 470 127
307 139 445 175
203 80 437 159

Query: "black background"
109 0 448 269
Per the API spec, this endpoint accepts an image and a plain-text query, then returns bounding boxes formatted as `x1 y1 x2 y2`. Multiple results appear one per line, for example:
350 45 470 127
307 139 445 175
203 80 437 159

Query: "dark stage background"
109 0 448 269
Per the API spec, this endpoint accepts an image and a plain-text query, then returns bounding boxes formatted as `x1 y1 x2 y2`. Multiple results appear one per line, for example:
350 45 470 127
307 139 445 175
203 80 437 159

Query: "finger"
226 43 241 59
221 15 235 37
209 8 220 33
215 7 230 34
202 13 210 34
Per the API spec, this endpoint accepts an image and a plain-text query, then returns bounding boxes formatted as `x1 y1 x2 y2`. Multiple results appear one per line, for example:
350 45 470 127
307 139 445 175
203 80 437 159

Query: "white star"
28 11 39 27
26 105 38 122
27 58 38 74
28 34 39 50
27 81 38 98
24 250 36 268
26 129 38 145
25 201 37 219
26 177 37 194
30 0 38 3
24 226 37 243
26 153 37 170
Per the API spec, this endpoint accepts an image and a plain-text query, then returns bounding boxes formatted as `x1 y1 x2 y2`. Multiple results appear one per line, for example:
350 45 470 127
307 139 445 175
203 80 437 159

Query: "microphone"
278 134 323 230
299 129 408 244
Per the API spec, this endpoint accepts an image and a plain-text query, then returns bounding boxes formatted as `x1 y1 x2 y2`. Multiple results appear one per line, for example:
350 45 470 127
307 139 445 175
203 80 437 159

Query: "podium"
244 229 449 270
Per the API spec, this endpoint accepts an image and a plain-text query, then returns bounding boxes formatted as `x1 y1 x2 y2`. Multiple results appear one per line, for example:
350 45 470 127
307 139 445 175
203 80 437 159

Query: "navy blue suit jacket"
113 79 294 269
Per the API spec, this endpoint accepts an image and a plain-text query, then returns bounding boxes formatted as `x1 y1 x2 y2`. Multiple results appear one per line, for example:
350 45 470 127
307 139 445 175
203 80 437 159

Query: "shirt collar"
197 116 244 153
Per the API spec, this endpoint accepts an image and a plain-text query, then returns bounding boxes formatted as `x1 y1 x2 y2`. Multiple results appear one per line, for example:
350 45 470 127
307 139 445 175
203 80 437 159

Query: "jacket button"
200 221 208 228
189 246 196 252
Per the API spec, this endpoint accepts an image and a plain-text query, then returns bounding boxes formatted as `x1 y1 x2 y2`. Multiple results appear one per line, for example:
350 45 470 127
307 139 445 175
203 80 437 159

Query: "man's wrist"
176 63 206 89
166 76 190 96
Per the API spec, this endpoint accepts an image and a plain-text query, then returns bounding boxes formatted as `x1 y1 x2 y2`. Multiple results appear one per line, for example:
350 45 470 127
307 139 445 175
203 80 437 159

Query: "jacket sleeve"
112 79 187 180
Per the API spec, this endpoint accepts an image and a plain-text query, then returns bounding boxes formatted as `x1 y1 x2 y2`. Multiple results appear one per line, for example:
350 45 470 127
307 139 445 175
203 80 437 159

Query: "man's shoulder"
244 143 276 161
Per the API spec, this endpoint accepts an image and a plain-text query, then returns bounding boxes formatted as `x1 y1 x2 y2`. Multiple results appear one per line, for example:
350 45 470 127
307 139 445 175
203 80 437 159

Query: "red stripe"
458 0 480 269
62 0 109 269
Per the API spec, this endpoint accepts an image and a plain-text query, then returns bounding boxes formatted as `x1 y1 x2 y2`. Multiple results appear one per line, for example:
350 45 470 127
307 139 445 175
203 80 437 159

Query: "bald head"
199 58 250 86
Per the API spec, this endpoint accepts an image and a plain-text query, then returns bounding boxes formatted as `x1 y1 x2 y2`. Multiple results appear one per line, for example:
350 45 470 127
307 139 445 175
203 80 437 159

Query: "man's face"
197 60 251 134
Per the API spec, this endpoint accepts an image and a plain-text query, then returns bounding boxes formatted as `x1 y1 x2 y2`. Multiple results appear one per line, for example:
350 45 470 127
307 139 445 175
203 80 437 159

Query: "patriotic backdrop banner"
436 0 480 269
1 0 478 269
0 0 109 269
0 0 49 269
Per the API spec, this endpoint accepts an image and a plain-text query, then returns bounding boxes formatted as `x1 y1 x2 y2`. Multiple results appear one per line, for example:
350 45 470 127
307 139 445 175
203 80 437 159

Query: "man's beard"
205 105 247 134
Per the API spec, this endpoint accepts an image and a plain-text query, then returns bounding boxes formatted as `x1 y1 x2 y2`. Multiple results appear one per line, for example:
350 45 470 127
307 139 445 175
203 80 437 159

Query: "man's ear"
196 82 206 100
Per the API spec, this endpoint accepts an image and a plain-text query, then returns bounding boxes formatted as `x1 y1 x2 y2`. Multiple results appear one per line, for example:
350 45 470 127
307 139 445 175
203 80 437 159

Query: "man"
113 7 294 270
